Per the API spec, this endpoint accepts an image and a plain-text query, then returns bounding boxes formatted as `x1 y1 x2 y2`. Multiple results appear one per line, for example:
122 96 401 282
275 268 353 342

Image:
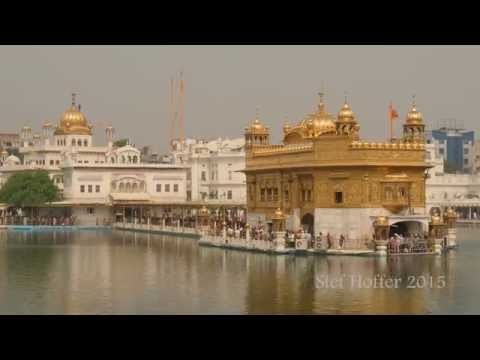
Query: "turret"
403 96 425 143
244 108 270 151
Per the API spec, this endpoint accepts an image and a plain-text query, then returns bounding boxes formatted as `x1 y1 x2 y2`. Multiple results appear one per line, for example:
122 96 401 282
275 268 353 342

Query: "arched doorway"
301 213 314 236
389 220 424 238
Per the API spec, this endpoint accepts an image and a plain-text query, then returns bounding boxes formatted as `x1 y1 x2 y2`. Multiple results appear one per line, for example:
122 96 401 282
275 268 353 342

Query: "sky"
0 45 479 154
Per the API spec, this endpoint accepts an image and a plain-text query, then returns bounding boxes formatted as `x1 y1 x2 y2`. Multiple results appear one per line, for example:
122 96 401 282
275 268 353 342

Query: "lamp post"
271 208 287 252
373 216 389 256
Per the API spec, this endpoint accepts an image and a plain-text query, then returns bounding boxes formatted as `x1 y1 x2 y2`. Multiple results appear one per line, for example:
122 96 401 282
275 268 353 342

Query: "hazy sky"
1 45 479 153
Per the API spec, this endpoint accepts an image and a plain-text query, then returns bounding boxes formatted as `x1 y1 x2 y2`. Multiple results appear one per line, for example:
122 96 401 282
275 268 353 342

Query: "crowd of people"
208 222 351 250
387 232 429 253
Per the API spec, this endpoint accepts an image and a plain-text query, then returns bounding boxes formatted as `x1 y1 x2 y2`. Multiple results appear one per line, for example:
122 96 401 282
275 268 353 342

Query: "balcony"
382 199 409 214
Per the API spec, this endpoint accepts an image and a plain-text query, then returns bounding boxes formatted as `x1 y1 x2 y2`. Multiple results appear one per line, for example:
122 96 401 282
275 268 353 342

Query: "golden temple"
243 92 431 243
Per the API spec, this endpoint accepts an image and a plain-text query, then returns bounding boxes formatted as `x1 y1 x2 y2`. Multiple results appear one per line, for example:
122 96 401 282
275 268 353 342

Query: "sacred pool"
0 227 478 315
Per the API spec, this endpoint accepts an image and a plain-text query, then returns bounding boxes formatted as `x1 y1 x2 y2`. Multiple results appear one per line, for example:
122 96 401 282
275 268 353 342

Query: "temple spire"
71 92 76 107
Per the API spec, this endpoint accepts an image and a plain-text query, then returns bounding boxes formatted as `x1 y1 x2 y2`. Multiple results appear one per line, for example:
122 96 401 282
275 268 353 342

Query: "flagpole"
389 102 393 142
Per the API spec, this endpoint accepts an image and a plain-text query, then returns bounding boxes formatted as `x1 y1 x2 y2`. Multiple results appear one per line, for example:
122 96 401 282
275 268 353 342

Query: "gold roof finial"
412 94 416 109
71 92 77 107
344 91 348 105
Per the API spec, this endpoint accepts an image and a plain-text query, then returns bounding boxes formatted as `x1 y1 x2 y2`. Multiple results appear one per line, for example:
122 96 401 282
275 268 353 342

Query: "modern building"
243 92 431 246
170 137 246 205
426 119 474 173
425 140 480 220
0 95 189 225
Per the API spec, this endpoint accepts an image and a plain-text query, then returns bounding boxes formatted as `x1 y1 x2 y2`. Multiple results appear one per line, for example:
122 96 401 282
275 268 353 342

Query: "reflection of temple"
243 93 432 245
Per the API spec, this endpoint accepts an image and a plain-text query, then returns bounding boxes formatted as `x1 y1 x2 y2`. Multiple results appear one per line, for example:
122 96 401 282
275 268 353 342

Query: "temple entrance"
301 213 314 236
389 220 424 238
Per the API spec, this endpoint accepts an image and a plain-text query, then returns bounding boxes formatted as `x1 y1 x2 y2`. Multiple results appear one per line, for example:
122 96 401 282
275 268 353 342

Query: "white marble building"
170 137 246 205
425 142 480 219
0 96 188 225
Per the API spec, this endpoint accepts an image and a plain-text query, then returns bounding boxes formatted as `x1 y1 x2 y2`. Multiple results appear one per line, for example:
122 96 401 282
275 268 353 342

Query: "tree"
113 138 129 147
0 170 60 208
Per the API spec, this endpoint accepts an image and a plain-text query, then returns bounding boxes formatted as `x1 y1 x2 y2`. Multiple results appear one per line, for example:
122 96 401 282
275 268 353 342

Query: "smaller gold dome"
252 118 264 130
337 101 355 122
406 102 423 125
54 95 93 136
283 120 291 134
245 109 269 134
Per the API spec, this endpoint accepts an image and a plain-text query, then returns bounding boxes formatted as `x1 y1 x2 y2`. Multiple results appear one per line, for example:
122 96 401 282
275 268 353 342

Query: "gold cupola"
283 92 337 144
301 92 337 137
337 100 355 123
336 96 359 139
54 93 93 136
244 107 270 149
406 100 423 125
403 95 425 143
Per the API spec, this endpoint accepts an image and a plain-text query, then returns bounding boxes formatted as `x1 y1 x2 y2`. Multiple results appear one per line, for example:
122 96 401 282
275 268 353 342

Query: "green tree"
113 138 129 147
0 170 60 208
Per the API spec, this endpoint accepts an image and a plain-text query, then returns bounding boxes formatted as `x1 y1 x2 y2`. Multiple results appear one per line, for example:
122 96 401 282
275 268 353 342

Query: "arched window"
119 183 125 192
111 182 117 191
132 155 138 164
128 155 132 163
84 139 88 146
72 139 76 146
111 157 115 164
132 183 138 192
77 139 82 146
121 156 126 163
126 183 132 193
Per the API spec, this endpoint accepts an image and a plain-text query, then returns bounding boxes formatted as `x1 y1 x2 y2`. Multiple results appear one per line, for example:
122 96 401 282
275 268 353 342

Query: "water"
0 227 479 314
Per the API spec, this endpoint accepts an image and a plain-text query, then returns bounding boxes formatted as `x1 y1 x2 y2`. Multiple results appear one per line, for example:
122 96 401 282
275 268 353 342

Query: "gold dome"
54 95 93 136
245 108 269 134
337 101 355 122
406 100 423 125
252 118 264 130
299 94 336 136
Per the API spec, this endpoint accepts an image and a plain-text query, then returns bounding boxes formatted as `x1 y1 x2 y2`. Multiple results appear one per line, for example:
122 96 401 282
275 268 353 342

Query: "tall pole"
179 70 185 147
170 77 176 151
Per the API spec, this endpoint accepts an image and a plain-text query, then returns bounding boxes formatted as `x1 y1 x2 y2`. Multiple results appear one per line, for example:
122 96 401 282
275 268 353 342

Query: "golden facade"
243 93 430 234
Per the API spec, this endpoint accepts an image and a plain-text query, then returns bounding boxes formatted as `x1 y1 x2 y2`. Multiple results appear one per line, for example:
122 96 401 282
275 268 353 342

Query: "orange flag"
389 102 398 140
389 102 399 120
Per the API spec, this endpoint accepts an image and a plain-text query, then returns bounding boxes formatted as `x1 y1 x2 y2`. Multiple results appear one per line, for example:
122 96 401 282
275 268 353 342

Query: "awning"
110 193 152 202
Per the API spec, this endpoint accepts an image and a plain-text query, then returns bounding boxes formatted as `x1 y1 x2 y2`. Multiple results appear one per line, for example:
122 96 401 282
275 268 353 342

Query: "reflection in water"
0 227 478 314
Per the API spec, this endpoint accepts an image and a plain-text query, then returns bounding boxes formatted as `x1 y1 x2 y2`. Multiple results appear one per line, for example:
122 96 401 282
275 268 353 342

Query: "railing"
114 221 200 236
